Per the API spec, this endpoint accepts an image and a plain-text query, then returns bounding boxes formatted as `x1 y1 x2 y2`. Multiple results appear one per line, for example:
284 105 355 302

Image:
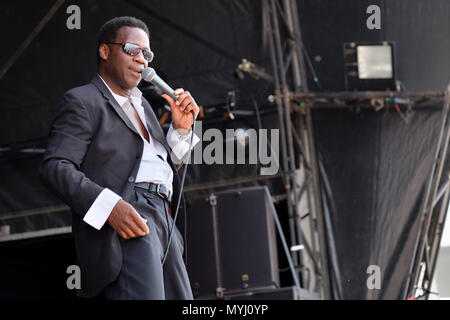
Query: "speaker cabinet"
185 186 279 299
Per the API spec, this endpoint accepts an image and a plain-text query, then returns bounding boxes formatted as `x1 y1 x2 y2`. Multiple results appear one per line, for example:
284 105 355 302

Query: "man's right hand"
107 199 149 239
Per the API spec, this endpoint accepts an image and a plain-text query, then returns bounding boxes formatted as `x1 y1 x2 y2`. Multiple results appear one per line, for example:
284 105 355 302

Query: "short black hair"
96 16 150 63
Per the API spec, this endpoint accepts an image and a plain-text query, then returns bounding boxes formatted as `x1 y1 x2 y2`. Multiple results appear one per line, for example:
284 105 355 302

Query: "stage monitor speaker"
185 186 279 299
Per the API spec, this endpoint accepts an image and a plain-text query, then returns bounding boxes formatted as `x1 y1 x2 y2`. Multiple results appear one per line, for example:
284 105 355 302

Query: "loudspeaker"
185 186 279 299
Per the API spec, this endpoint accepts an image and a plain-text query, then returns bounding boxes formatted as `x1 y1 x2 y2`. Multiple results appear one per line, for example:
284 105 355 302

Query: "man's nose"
134 51 147 67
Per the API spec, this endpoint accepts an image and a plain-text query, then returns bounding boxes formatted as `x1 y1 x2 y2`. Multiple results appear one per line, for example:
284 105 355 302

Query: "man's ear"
99 43 109 61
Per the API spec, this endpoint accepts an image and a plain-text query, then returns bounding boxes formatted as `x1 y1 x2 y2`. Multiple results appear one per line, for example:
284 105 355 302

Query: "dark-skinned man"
40 16 199 300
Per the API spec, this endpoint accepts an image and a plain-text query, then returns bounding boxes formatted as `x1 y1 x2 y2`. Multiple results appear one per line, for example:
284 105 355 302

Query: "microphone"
141 67 178 101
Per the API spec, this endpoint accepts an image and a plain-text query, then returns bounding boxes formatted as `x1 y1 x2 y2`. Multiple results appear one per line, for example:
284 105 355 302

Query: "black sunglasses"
106 42 154 62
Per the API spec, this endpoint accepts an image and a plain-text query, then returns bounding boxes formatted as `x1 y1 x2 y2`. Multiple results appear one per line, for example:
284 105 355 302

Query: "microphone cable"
162 110 196 266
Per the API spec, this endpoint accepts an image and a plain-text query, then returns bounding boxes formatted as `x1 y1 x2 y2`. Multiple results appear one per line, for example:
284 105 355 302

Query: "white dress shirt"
83 75 199 230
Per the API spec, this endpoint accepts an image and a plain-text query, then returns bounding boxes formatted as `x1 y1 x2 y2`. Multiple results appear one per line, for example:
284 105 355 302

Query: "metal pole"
426 174 450 298
291 91 445 100
297 116 321 291
0 0 65 79
269 0 306 286
304 106 332 299
283 0 330 296
264 187 301 290
289 0 309 91
265 0 301 273
404 86 450 299
209 193 225 298
282 0 303 91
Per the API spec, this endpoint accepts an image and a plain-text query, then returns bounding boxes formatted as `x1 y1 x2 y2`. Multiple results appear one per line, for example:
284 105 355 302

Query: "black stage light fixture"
344 42 396 91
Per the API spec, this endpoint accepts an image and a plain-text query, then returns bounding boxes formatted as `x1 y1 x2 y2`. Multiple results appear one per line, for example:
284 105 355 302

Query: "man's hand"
162 88 199 131
107 199 149 239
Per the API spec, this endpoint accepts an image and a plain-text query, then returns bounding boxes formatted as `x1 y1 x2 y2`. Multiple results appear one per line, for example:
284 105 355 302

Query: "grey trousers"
103 186 193 300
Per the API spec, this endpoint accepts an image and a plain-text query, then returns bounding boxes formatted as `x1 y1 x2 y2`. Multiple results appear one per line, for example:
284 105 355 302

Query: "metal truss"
403 86 450 300
263 0 331 299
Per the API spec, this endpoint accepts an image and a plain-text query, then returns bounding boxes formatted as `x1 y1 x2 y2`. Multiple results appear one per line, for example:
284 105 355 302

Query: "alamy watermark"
366 5 381 30
66 5 81 30
366 265 381 290
171 121 280 176
66 264 81 290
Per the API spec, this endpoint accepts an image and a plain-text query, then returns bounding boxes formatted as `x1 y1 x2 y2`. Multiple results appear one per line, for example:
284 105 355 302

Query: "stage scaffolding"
262 0 450 300
290 88 450 300
262 0 330 299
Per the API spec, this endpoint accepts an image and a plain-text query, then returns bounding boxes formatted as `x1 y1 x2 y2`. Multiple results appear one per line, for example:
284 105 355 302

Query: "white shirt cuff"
166 123 200 159
83 188 122 230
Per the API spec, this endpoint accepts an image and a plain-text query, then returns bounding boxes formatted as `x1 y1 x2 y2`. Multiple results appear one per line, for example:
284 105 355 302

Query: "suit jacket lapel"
91 74 172 155
91 74 140 137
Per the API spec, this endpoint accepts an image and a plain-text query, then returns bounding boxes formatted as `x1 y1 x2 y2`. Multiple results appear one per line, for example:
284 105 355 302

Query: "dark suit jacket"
39 74 186 297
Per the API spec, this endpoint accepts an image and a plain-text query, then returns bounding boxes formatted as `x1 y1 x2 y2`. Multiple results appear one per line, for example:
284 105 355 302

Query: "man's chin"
125 79 141 90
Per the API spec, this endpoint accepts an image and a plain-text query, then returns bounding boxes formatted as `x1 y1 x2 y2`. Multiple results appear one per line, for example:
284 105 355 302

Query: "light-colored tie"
122 98 150 143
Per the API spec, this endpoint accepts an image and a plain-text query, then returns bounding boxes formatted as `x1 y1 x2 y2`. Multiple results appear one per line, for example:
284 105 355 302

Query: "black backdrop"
313 107 446 299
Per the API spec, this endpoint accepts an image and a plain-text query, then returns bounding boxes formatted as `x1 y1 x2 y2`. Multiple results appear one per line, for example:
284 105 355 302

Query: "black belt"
134 182 172 203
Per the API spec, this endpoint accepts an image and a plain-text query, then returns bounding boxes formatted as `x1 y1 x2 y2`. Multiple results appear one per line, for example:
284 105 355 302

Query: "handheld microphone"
141 67 179 101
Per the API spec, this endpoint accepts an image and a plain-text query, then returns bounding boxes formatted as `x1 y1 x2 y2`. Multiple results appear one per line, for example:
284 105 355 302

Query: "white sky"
440 207 450 247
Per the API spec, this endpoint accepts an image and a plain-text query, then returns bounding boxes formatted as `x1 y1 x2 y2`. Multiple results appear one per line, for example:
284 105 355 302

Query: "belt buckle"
156 184 166 201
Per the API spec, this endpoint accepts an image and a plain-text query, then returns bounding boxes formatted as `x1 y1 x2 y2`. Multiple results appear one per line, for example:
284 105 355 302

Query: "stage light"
223 120 254 149
344 42 396 91
234 128 249 147
235 58 274 82
357 45 393 79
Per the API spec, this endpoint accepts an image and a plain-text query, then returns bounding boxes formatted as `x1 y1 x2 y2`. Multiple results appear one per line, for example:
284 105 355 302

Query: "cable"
233 86 283 176
301 44 325 91
393 80 414 123
162 110 196 266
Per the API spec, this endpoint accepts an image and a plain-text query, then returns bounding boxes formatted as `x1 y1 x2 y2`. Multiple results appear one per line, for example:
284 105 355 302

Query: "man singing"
39 16 199 299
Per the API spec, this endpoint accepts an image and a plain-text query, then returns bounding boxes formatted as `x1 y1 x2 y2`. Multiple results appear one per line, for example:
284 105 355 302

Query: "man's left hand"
162 88 199 132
